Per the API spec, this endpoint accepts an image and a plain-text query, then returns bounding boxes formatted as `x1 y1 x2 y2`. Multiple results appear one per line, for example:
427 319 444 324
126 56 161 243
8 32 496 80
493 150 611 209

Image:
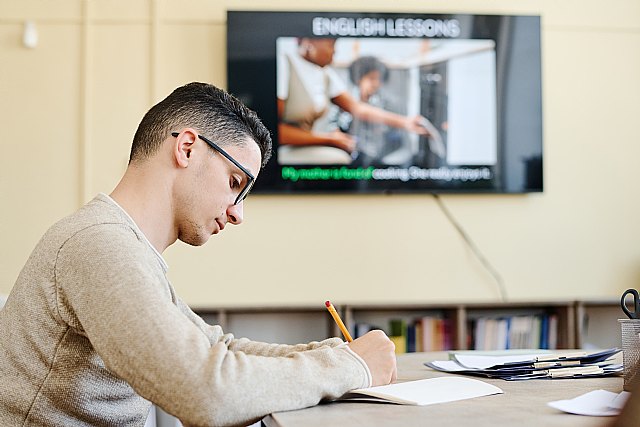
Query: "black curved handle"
621 289 640 319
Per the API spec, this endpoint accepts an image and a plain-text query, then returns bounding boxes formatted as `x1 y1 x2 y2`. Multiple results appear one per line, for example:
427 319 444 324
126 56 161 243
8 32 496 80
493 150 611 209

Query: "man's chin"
178 233 211 247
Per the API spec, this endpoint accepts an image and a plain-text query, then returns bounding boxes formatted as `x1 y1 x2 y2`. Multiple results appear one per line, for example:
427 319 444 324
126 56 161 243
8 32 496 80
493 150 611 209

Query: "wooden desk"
264 351 623 427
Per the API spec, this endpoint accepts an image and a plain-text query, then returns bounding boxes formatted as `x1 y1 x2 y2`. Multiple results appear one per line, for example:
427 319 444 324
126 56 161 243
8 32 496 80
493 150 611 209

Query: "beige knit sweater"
0 194 370 427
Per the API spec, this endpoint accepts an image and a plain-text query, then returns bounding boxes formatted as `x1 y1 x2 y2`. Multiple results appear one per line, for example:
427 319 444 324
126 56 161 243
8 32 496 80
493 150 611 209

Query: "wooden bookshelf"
194 300 621 351
342 302 576 351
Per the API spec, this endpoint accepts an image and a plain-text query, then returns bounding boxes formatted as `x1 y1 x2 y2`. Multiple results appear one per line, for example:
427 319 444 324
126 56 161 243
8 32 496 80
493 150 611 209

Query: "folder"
425 348 623 381
483 348 621 369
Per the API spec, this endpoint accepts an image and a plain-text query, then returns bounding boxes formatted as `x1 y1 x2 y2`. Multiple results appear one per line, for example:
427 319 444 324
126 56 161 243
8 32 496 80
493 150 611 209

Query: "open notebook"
339 377 503 406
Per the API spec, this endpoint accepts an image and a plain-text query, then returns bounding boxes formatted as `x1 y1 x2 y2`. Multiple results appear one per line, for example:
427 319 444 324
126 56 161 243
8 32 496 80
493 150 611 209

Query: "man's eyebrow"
226 157 254 178
245 166 257 177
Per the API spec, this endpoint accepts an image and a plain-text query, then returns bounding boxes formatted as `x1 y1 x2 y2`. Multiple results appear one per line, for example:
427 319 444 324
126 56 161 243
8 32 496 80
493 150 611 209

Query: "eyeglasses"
171 132 255 205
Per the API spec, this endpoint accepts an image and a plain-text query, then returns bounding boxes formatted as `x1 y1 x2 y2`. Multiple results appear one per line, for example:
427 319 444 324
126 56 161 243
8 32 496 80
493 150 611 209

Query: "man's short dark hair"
129 82 272 168
349 56 389 85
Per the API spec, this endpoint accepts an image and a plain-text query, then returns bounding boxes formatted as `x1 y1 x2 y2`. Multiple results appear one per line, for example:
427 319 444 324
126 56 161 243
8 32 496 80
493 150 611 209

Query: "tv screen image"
228 11 543 194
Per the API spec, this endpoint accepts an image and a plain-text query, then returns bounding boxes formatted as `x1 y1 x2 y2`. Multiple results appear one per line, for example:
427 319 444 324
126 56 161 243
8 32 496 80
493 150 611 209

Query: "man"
0 82 396 426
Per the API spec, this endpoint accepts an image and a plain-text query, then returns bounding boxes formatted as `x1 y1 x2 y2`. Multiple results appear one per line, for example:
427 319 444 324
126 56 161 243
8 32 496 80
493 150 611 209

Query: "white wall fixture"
23 21 38 49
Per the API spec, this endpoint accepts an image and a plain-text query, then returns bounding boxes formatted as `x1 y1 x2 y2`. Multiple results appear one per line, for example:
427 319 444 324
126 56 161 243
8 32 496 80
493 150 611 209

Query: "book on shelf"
470 314 558 351
420 316 453 352
352 311 559 353
355 316 454 353
406 322 417 353
389 319 407 355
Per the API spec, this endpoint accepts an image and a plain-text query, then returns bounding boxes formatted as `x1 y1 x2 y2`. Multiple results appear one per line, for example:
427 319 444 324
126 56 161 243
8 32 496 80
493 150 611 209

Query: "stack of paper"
425 348 622 381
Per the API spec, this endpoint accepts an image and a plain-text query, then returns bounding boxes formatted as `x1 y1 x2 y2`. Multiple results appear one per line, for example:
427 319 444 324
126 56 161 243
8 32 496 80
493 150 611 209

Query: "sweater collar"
96 193 169 272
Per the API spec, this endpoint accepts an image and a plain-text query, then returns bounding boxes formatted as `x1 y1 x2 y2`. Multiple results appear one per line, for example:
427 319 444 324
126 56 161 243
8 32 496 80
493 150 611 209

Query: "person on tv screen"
0 82 397 426
277 37 429 165
337 55 408 166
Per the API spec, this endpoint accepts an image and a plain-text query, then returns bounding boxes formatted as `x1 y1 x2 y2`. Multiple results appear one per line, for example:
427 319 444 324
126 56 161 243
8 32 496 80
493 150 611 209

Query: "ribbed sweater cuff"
338 342 373 388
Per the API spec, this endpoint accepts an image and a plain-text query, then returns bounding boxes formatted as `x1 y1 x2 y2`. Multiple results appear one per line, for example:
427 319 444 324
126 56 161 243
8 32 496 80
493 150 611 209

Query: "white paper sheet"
429 360 469 372
547 390 630 416
342 377 503 406
454 353 547 369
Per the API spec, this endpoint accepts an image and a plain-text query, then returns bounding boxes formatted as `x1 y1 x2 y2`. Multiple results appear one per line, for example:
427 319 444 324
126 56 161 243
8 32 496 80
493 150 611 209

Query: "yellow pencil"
325 301 353 342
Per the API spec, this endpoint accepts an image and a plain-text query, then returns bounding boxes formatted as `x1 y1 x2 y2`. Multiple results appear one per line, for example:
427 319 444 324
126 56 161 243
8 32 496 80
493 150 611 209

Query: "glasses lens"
192 134 255 205
235 178 255 205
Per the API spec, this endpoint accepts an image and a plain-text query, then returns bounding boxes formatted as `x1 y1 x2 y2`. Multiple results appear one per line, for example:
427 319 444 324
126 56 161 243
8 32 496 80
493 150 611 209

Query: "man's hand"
348 330 397 386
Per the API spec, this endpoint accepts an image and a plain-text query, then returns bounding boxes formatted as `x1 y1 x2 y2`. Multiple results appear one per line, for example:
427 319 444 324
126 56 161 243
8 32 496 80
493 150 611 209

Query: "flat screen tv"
227 11 543 194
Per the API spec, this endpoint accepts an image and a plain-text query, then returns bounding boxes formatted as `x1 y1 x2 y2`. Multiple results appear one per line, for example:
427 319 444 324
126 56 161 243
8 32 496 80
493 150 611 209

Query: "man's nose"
227 201 243 225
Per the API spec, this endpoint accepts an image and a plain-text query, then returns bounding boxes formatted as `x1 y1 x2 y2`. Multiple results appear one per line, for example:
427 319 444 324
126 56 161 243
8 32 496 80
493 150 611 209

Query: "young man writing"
0 82 396 426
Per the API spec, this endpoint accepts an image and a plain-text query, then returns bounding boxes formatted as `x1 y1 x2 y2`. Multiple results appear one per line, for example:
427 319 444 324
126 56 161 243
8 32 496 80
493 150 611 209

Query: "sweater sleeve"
175 296 345 355
55 224 369 427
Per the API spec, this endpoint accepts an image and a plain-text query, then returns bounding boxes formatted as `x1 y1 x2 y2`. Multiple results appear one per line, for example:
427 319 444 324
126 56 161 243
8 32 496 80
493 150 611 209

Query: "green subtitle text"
281 166 374 182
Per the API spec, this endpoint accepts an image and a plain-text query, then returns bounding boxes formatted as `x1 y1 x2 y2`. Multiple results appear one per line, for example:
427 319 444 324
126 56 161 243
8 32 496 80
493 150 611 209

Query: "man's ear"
173 129 198 168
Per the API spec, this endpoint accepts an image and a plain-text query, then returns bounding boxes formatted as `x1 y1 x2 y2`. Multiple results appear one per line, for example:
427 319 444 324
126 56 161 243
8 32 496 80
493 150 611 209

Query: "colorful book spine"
389 319 407 355
470 314 559 350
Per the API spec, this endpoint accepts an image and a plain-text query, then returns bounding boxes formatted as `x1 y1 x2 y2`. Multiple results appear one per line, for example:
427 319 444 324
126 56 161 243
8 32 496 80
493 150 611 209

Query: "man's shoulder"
47 195 140 248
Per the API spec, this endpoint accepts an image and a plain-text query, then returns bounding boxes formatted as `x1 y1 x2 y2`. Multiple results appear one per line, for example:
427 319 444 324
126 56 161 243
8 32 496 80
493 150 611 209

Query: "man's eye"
231 177 241 189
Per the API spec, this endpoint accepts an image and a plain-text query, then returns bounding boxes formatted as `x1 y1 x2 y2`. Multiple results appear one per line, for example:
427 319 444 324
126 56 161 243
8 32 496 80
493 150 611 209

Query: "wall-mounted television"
227 11 543 194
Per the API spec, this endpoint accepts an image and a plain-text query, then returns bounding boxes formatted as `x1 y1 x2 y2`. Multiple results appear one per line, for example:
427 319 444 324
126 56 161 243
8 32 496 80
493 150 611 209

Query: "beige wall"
1 0 639 307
